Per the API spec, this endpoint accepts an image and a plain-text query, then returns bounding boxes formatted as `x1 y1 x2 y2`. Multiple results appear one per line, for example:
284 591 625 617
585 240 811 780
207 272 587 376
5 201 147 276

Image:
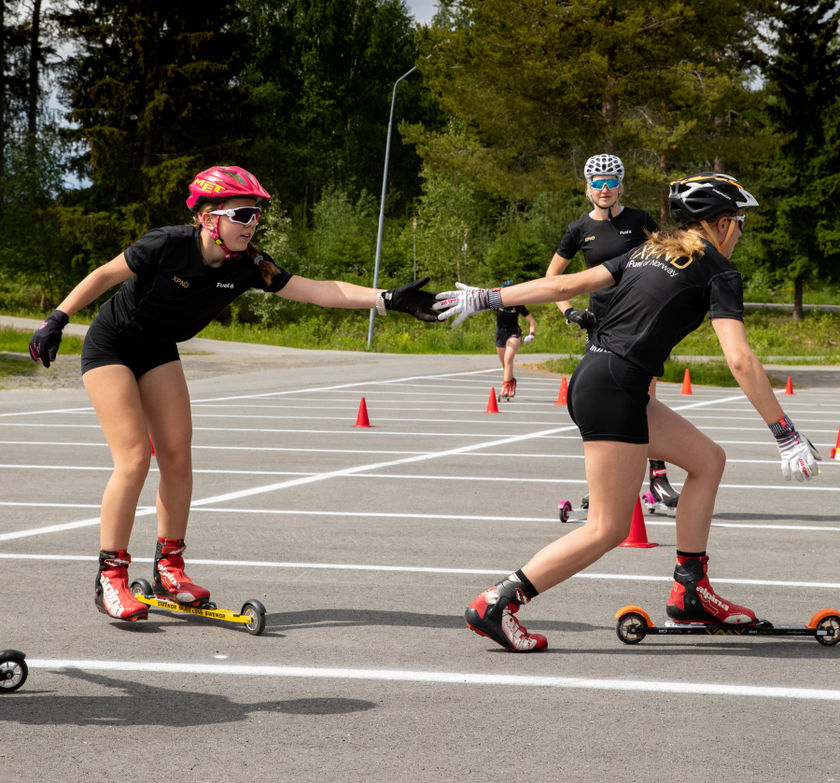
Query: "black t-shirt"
596 239 744 376
496 305 530 332
556 207 658 320
97 225 292 342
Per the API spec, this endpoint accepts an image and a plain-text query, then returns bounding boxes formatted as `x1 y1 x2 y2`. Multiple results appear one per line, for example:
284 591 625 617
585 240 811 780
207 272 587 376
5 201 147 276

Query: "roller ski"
0 650 28 693
616 554 840 646
127 536 266 634
615 605 840 646
642 460 679 515
130 578 266 635
498 377 517 402
558 493 589 522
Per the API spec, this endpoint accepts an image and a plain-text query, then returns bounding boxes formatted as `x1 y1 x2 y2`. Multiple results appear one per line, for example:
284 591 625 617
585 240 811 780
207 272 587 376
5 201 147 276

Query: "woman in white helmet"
546 154 679 511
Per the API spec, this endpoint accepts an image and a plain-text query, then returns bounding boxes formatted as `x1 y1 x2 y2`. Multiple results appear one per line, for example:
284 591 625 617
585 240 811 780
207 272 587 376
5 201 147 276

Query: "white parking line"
2 553 838 589
24 658 840 702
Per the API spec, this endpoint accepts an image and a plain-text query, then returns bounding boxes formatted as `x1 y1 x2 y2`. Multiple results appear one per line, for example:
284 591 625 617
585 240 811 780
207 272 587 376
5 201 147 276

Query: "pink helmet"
186 165 270 210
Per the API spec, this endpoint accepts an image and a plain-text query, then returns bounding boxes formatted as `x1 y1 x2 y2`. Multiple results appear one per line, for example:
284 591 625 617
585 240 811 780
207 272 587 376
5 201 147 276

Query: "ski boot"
95 550 149 621
153 538 211 606
666 555 756 625
644 460 679 514
500 380 511 401
508 377 517 399
465 573 547 652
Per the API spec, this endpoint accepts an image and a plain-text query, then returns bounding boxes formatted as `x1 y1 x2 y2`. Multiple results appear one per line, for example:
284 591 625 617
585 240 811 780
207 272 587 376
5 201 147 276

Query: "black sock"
512 569 539 599
676 550 706 559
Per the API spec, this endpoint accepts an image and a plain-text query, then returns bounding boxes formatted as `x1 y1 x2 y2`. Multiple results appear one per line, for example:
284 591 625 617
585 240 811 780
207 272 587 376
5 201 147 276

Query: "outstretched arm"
278 275 439 322
277 276 377 308
435 266 615 328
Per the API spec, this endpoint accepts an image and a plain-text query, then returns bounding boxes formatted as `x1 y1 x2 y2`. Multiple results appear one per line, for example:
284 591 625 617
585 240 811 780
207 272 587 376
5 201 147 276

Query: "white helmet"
584 154 624 181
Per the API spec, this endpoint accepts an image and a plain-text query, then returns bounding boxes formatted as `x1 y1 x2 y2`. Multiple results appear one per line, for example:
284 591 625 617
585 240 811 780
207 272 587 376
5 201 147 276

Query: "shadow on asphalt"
6 669 377 726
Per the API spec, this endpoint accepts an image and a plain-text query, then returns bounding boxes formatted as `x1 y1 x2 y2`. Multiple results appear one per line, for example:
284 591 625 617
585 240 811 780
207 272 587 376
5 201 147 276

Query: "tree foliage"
411 0 767 209
750 0 840 319
0 0 838 321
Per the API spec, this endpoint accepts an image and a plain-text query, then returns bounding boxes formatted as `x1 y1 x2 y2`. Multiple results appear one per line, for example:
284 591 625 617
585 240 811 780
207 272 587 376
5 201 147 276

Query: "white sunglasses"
210 206 261 225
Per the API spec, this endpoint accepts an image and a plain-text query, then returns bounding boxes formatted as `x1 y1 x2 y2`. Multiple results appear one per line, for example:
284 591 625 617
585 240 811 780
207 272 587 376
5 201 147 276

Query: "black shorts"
566 347 652 443
81 317 180 379
495 328 522 348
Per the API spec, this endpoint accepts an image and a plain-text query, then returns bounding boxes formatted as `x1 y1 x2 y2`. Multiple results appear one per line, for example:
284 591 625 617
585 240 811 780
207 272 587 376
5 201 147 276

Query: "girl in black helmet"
546 154 679 511
436 172 821 653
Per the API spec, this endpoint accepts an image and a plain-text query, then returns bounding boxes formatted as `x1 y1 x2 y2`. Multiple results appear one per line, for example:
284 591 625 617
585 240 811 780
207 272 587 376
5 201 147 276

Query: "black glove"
383 277 439 322
564 307 597 330
29 309 69 368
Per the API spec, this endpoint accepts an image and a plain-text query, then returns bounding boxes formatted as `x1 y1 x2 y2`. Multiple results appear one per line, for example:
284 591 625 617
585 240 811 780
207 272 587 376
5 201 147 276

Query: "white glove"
769 416 822 481
523 333 535 344
434 282 502 328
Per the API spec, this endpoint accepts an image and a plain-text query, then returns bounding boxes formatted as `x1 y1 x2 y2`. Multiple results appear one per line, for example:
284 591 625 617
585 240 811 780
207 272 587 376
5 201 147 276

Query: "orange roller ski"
614 605 840 646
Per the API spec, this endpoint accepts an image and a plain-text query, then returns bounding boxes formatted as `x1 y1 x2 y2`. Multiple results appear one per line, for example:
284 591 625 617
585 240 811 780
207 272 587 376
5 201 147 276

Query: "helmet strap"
699 216 737 253
587 186 622 220
197 211 235 259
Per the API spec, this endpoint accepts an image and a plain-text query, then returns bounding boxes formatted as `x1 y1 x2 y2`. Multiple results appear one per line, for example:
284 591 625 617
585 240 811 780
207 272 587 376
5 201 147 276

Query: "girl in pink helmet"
29 165 438 623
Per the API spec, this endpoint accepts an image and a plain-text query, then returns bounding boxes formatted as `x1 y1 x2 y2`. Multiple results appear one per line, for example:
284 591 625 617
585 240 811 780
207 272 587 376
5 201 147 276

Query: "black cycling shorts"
495 328 522 348
81 317 180 379
566 347 652 443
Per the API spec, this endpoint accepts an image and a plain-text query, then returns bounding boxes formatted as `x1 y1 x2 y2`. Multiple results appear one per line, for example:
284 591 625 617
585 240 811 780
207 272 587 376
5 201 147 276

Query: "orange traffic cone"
784 376 794 395
486 388 500 413
352 397 373 427
619 497 658 548
149 434 155 456
681 368 692 395
831 424 840 460
554 376 568 406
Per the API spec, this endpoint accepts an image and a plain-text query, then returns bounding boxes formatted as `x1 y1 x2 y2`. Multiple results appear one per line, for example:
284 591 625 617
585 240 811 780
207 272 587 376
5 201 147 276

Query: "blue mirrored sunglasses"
589 178 621 190
733 215 745 230
210 206 261 225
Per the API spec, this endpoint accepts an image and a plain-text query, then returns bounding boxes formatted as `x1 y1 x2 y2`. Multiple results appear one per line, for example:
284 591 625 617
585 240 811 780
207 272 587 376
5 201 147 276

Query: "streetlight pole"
366 63 421 349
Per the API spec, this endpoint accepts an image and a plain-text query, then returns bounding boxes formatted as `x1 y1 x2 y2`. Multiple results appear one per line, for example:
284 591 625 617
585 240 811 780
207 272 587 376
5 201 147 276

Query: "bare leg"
645 397 725 552
496 346 507 377
521 397 725 593
84 365 152 551
522 441 648 592
139 361 193 540
502 335 521 381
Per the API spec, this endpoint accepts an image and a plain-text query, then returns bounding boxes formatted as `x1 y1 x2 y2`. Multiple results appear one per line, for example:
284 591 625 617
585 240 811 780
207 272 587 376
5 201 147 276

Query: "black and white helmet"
669 172 758 223
584 154 624 181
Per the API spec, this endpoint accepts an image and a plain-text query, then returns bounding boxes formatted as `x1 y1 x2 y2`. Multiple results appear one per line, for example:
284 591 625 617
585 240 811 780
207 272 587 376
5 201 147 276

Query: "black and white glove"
433 282 503 328
29 310 69 368
769 415 821 481
523 332 535 344
380 277 439 322
564 307 597 330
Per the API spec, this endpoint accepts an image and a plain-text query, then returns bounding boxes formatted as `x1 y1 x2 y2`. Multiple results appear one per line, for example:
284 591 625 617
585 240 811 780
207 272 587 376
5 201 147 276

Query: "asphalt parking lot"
2 337 839 782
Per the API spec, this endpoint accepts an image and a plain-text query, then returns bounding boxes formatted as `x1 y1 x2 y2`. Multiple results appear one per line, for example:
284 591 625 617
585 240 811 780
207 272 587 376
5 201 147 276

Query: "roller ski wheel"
0 650 28 693
558 494 589 523
130 579 267 635
614 605 840 646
